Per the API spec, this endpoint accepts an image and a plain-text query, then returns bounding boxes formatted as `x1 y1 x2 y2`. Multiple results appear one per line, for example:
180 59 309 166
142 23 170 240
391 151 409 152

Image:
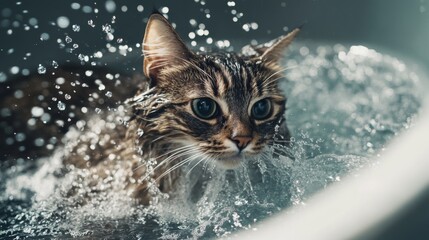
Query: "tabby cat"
0 13 299 204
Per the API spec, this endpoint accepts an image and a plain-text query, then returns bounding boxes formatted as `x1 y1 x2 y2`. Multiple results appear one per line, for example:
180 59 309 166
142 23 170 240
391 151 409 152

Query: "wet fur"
0 14 298 204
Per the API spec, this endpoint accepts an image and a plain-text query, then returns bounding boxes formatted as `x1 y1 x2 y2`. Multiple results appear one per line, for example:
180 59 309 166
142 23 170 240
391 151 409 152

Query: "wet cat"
0 13 299 204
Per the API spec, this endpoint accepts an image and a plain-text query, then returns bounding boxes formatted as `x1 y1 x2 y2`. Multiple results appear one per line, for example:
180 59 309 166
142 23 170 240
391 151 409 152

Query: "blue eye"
191 98 218 119
251 98 272 120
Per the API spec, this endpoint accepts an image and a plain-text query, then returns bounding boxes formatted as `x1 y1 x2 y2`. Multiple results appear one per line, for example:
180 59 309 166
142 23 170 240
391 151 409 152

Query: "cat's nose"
231 136 252 150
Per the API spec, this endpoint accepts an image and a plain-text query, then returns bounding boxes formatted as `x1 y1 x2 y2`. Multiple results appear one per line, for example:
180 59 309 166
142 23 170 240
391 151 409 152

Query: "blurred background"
1 0 429 78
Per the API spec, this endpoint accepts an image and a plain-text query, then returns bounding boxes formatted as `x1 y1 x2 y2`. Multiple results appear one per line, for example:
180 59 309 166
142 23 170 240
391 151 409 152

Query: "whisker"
155 152 204 182
186 155 209 177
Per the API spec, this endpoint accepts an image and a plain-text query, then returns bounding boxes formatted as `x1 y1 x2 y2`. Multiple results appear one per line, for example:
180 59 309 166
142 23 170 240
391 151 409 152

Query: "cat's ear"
255 28 301 63
143 14 193 81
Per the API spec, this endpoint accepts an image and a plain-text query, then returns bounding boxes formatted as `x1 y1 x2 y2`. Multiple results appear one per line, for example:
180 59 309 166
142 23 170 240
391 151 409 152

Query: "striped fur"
0 13 299 205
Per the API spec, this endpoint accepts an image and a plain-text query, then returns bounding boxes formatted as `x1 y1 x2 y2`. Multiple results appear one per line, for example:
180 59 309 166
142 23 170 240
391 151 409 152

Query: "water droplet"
137 128 144 137
72 24 80 32
88 19 95 27
161 7 169 13
102 24 111 33
78 54 89 62
0 72 6 82
106 33 114 41
65 36 72 43
10 66 19 75
105 0 116 13
56 16 70 28
40 33 49 41
71 2 81 10
38 64 46 74
31 106 44 117
57 101 66 111
52 60 58 68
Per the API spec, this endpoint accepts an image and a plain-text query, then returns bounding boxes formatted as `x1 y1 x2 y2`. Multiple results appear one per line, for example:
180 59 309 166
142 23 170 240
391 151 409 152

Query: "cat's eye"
251 98 272 120
191 98 218 119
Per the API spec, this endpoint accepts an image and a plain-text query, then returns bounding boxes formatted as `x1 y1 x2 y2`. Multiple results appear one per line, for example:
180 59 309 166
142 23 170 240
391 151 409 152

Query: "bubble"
121 5 128 12
65 94 71 100
57 101 66 111
38 64 46 74
105 0 116 13
95 108 101 114
137 5 144 12
116 38 123 43
57 16 70 28
105 91 112 98
72 24 80 32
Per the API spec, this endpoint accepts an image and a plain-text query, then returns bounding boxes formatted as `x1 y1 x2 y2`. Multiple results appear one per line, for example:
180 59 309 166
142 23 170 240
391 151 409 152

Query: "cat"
0 13 299 204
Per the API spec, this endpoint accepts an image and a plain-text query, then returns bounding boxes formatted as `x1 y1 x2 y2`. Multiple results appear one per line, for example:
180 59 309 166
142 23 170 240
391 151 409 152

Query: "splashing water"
0 42 423 238
0 0 424 238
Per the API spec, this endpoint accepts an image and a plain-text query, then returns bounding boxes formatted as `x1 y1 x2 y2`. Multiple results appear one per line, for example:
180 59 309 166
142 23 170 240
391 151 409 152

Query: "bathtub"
234 0 429 239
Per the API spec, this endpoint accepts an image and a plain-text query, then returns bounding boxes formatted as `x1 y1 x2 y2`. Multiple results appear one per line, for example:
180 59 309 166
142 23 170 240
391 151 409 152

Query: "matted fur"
0 14 299 204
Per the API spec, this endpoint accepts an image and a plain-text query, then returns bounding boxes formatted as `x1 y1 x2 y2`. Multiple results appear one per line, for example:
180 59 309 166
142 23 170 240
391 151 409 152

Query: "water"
0 43 422 238
0 1 424 239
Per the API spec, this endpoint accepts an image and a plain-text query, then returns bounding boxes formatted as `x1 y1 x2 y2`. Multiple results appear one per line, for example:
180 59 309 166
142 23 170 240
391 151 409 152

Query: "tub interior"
1 1 428 239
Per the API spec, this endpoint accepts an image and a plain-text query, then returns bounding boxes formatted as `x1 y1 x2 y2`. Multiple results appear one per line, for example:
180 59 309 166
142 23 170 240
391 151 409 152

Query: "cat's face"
140 14 299 169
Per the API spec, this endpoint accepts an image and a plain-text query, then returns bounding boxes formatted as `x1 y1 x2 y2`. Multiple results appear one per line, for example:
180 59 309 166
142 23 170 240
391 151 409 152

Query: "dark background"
1 0 429 79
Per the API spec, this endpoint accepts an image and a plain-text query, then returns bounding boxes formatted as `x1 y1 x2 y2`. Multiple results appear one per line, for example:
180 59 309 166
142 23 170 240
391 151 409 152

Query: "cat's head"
137 14 299 169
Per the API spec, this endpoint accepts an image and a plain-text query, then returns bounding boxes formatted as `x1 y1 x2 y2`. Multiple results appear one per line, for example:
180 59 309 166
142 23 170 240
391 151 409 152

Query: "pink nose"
231 136 252 150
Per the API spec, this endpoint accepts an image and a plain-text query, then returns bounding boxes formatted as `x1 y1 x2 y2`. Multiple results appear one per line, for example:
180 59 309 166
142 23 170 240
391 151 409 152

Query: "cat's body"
0 14 299 204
